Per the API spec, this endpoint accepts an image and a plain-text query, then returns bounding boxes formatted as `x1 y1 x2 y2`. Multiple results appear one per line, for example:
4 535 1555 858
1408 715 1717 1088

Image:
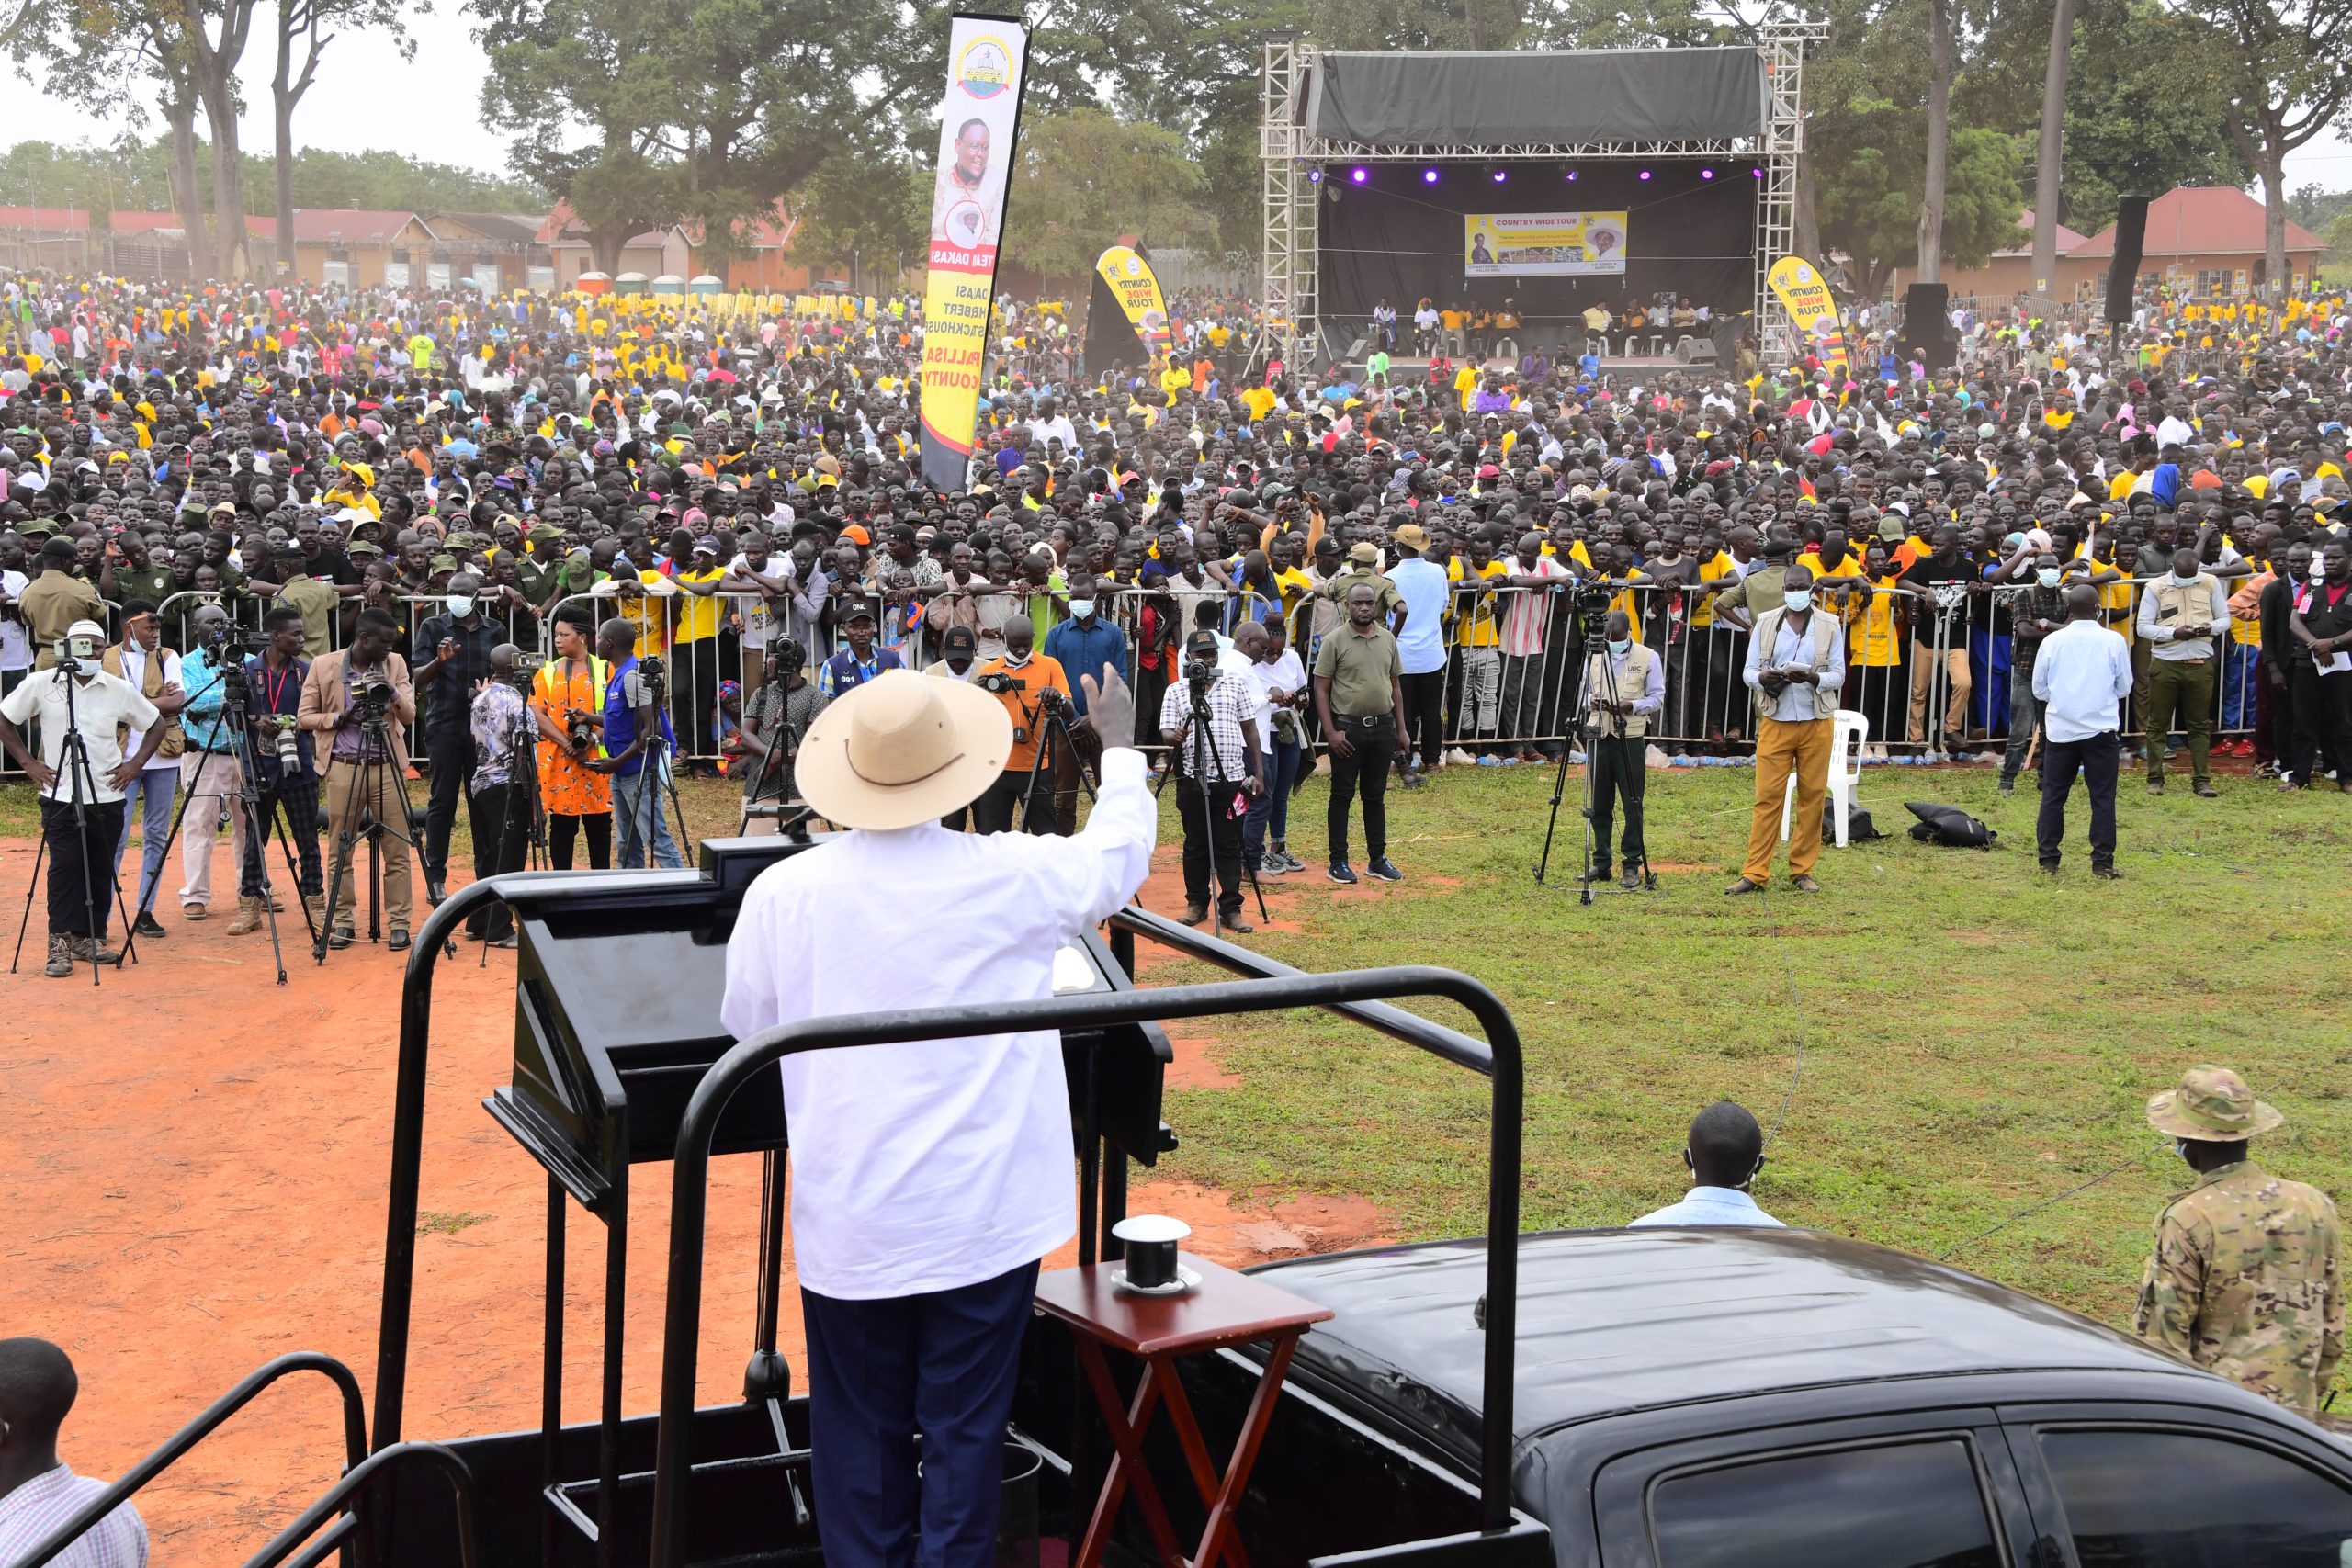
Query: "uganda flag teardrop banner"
918 14 1030 492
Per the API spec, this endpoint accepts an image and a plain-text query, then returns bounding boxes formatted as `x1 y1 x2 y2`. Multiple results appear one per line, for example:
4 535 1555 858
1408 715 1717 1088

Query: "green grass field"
1131 757 2352 1372
7 755 2349 1380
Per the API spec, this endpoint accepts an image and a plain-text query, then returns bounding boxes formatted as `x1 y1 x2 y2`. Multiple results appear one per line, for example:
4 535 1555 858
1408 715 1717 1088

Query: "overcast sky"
5 8 2352 203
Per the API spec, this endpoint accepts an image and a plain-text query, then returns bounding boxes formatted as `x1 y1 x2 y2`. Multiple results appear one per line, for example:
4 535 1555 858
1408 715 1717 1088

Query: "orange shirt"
973 652 1070 773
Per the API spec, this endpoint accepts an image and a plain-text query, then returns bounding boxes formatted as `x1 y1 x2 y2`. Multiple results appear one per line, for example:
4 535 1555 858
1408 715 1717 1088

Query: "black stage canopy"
1305 48 1765 148
1317 162 1752 336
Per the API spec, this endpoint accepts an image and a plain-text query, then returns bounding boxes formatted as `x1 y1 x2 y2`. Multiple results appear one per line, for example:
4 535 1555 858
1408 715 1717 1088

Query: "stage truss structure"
1257 24 1825 371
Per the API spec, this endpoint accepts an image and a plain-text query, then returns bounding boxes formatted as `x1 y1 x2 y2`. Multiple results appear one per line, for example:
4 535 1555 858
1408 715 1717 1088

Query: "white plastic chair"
1781 708 1871 847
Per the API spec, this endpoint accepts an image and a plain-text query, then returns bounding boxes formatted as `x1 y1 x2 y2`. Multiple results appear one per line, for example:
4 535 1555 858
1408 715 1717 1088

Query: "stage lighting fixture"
1564 168 1579 183
1350 166 1369 184
1701 167 1716 180
1422 167 1440 184
1638 168 1653 181
1751 166 1765 178
1492 168 1508 183
1308 168 1323 183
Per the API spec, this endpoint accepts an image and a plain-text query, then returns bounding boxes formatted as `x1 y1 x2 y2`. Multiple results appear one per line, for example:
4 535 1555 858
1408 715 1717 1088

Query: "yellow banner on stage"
1766 255 1850 376
1092 245 1170 354
918 15 1029 491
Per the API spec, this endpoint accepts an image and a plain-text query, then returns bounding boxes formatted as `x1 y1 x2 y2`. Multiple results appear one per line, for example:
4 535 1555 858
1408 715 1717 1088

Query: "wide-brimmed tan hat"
795 668 1010 830
2146 1065 2283 1143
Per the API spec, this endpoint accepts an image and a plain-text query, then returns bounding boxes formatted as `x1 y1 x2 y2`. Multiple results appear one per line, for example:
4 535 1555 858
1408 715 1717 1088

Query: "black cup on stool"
1112 1214 1191 1291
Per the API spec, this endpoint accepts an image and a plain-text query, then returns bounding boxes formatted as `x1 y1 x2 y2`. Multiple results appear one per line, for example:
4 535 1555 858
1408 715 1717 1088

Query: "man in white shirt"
720 660 1148 1568
2033 583 2134 877
1629 1102 1785 1228
102 603 187 941
1029 396 1080 457
1238 617 1307 874
0 1337 148 1567
1385 523 1451 781
0 620 165 976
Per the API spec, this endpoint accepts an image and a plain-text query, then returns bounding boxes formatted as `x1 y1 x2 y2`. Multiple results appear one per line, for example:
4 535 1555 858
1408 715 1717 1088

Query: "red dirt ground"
1 839 1390 1559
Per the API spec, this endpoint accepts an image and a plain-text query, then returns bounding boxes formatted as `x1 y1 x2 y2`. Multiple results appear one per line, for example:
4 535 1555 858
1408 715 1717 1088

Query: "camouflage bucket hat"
2145 1065 2283 1142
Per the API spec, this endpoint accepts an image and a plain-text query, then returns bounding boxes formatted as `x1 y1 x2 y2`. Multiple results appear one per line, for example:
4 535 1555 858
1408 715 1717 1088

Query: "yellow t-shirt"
670 567 726 642
1241 385 1277 423
1447 558 1508 647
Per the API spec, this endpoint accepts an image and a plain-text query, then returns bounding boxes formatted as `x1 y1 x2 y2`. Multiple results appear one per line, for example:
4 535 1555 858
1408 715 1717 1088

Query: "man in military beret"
2136 1065 2341 1417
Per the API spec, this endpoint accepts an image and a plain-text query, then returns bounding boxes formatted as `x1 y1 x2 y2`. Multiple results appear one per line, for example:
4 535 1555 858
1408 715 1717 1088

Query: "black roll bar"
15 1352 369 1568
240 1441 481 1568
646 962 1525 1568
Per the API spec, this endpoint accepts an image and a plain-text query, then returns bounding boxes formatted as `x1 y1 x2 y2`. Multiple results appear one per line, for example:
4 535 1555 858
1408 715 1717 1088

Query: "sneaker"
1255 855 1286 876
44 933 73 977
181 901 209 922
1366 857 1404 882
1446 747 1477 767
2192 780 2218 798
132 911 167 939
1620 866 1642 890
72 935 121 967
1327 863 1359 885
2146 780 2165 795
1277 849 1307 874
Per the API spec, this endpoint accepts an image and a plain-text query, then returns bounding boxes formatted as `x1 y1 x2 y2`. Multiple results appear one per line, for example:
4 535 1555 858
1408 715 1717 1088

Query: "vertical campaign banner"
1093 244 1171 354
919 14 1029 493
1766 256 1850 378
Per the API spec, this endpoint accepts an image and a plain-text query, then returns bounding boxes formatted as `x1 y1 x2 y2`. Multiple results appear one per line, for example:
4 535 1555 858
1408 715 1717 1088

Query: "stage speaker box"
1675 337 1720 367
1904 282 1953 367
2108 195 2150 323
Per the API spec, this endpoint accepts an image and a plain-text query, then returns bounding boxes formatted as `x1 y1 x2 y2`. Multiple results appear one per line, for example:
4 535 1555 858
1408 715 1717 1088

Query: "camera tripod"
628 660 695 867
125 652 314 986
1014 692 1099 834
734 710 821 840
7 659 139 985
1154 676 1269 927
315 706 453 964
1533 604 1654 903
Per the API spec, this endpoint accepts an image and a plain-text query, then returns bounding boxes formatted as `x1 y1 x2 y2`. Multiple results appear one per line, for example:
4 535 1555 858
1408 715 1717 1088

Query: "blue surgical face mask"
1608 637 1631 657
1066 599 1097 620
1783 588 1814 613
446 595 476 619
2037 567 2062 588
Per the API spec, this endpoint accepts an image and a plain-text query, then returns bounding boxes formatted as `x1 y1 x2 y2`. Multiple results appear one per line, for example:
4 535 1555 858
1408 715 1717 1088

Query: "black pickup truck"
1029 1224 2352 1567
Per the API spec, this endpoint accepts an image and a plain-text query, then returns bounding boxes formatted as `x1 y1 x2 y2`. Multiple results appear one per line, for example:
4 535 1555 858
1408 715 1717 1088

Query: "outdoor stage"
1258 31 1824 372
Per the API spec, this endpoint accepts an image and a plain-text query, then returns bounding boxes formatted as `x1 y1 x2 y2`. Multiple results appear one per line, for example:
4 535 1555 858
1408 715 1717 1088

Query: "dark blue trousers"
2037 729 2119 870
800 1258 1039 1568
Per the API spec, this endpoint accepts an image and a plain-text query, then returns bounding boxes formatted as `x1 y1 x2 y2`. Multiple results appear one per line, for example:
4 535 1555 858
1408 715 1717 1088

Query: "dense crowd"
1 268 2348 942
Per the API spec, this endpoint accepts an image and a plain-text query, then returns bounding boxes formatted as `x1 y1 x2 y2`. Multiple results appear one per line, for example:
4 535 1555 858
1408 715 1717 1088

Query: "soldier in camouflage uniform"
2135 1064 2343 1417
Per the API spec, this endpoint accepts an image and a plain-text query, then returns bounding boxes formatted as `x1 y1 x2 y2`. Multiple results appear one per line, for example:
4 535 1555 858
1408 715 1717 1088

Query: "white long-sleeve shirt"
2032 617 2134 742
719 746 1158 1299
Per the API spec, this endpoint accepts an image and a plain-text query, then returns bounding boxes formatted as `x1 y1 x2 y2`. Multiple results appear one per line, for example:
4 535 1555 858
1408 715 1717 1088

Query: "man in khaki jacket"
296 606 417 949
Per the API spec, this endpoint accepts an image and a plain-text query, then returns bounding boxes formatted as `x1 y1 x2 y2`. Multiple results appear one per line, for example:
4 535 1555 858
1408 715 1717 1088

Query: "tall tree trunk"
2031 0 2075 303
2259 151 2288 299
591 229 626 276
1916 0 1952 284
203 89 249 280
167 91 206 281
273 94 297 280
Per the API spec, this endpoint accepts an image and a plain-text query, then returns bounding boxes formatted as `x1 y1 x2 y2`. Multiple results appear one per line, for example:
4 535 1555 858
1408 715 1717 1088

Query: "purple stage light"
1565 169 1579 182
1307 168 1323 183
1701 167 1716 180
1350 166 1369 184
1492 168 1507 183
1752 166 1765 178
1638 169 1653 181
1422 167 1440 184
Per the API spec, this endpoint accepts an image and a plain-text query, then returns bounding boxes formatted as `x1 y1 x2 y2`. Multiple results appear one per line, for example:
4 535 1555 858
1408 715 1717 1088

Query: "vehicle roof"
1256 1227 2202 1455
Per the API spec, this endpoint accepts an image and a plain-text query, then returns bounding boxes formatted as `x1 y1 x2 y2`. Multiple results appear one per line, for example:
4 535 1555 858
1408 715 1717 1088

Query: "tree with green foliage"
271 0 416 277
2180 0 2352 295
998 108 1216 286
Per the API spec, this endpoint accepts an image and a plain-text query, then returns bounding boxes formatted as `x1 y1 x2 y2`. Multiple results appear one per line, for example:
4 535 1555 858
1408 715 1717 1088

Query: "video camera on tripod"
1568 576 1615 639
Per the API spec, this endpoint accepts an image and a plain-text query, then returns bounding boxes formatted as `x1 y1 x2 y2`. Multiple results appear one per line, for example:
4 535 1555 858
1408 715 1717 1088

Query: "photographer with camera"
233 605 325 937
734 639 827 831
528 607 613 871
299 606 418 950
1581 607 1664 889
590 616 683 870
172 606 254 921
1159 626 1264 931
0 619 166 976
100 601 187 942
967 613 1072 835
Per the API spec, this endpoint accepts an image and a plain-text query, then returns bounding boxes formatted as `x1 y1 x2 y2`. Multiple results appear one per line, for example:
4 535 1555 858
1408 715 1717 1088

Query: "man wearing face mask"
2136 543 2228 797
412 571 503 903
1581 607 1663 889
1996 552 2073 794
968 613 1071 835
1043 575 1125 834
1728 561 1844 895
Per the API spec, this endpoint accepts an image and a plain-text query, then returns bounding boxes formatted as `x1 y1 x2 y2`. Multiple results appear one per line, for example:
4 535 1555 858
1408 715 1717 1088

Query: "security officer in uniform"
2136 1064 2342 1417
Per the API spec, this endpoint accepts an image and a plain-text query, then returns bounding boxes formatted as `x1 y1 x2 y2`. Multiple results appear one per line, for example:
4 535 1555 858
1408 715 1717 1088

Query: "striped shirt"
0 1465 149 1567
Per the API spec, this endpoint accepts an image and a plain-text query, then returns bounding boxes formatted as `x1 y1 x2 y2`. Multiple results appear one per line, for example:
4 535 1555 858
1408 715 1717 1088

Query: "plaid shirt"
1159 669 1256 783
0 1464 149 1567
469 680 531 792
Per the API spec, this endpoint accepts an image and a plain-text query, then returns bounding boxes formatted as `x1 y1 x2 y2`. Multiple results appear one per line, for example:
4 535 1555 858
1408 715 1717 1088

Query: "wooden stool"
1033 1258 1333 1568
